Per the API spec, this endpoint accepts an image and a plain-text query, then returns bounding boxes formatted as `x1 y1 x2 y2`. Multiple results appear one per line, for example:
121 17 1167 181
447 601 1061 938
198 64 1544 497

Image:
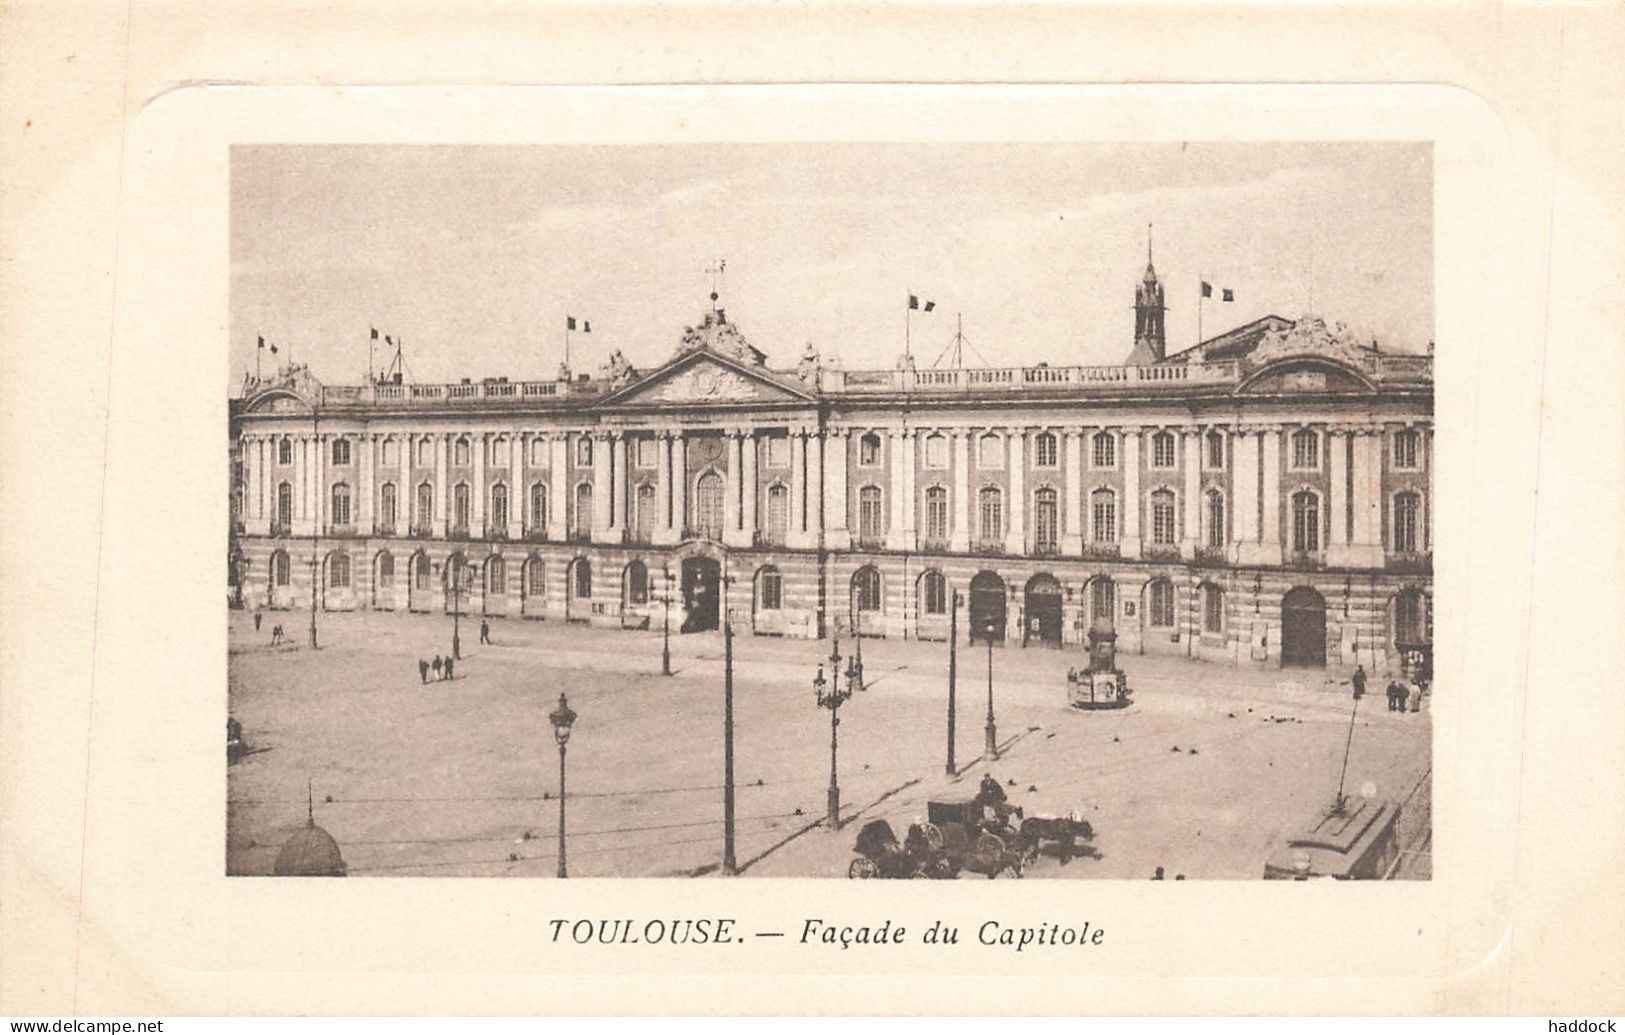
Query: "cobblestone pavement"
228 609 1431 879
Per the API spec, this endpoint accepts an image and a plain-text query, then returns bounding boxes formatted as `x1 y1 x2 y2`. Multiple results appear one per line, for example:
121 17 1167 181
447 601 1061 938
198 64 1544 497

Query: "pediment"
600 353 815 409
1237 357 1376 396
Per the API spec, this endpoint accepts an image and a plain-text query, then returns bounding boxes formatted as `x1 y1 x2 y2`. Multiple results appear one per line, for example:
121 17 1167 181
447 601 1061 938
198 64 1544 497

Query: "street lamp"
722 600 737 875
307 553 320 649
449 562 464 660
661 566 674 677
814 639 857 829
548 692 577 878
983 615 999 760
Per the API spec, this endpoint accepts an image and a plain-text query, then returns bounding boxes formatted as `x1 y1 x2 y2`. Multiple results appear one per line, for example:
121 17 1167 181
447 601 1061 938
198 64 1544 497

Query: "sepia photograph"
225 141 1435 882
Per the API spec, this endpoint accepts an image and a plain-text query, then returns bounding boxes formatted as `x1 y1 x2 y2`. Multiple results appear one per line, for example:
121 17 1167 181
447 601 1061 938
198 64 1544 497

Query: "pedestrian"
444 656 454 681
432 655 443 680
480 619 490 645
253 610 263 632
418 659 429 685
1386 679 1402 712
1409 679 1421 713
1351 664 1366 700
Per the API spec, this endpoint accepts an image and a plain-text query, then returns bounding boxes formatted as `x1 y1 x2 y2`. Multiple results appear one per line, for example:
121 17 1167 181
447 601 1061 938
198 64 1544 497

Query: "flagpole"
1197 273 1204 348
905 292 911 362
368 329 375 384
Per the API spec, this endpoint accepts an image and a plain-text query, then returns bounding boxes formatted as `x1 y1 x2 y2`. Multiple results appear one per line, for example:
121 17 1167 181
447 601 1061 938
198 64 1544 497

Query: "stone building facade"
229 270 1434 673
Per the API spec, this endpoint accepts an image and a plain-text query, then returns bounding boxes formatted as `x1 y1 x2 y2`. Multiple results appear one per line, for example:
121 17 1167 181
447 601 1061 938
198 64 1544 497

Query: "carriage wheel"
920 822 945 851
975 832 1005 857
848 856 879 880
909 863 931 879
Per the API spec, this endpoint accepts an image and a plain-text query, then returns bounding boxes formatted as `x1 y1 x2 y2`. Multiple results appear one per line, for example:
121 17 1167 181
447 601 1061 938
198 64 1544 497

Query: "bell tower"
1131 224 1167 362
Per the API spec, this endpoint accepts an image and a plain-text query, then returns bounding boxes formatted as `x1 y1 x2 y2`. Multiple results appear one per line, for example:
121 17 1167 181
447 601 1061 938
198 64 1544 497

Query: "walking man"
432 655 443 681
1386 679 1401 712
418 658 429 685
480 619 491 646
1351 664 1367 700
254 610 263 633
444 656 455 681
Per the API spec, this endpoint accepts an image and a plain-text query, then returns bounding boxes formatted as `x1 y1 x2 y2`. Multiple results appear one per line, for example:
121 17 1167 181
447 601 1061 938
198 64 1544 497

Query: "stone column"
472 433 486 534
1119 428 1140 559
949 428 970 552
508 430 524 539
548 435 569 541
434 434 449 537
291 435 306 530
392 435 406 537
1347 429 1385 566
1005 428 1026 555
672 432 688 539
723 430 745 547
787 429 807 548
1259 426 1282 563
1326 428 1352 564
1062 429 1083 554
1232 428 1259 561
591 433 613 543
885 426 908 551
806 428 823 540
901 429 917 547
1181 427 1201 559
359 433 375 531
742 430 758 543
613 432 630 534
825 429 850 550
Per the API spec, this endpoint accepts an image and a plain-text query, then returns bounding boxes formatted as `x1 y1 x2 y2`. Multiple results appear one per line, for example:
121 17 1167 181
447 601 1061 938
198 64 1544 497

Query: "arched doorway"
681 555 720 632
1023 573 1063 647
444 552 475 615
374 550 396 611
483 554 507 616
850 565 882 635
269 548 293 609
521 555 546 617
1390 588 1431 681
408 550 432 612
968 571 1007 645
566 556 592 622
1281 586 1327 667
694 471 725 541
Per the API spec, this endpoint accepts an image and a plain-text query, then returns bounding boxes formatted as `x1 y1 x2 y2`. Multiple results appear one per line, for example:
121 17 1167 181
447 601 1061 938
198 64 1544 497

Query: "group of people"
1351 664 1427 713
418 655 456 683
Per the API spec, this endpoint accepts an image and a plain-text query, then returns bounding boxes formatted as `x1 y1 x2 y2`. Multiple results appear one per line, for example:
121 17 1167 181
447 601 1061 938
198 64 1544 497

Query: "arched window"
694 472 725 540
1291 428 1320 470
921 570 947 616
331 437 351 466
414 552 431 590
1148 579 1175 627
377 551 395 586
379 483 397 529
1205 489 1226 549
276 482 293 527
453 437 471 467
1205 430 1225 470
574 483 593 537
978 433 1003 469
1034 487 1059 552
978 486 1003 542
764 483 789 545
923 486 948 541
573 558 593 599
1150 488 1177 546
529 482 548 533
1091 578 1116 621
575 436 593 467
453 483 471 531
625 560 648 605
853 566 882 612
278 437 293 466
859 433 882 466
1091 488 1117 543
1034 432 1058 468
1292 491 1321 553
1091 432 1116 469
858 485 884 538
1203 584 1224 633
328 551 350 589
525 556 545 597
487 555 506 595
272 551 290 586
924 433 948 469
330 483 352 526
635 483 658 542
1151 431 1176 469
414 482 433 529
1393 429 1420 470
758 566 783 611
1393 492 1421 553
489 483 509 532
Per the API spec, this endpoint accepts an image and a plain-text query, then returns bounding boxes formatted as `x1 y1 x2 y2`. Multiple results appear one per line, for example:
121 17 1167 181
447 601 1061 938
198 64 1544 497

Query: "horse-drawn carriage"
846 819 954 879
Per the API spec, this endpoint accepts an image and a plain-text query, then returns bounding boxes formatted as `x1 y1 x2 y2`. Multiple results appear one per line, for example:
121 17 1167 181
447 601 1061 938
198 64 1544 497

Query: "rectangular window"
1092 493 1117 543
1152 433 1176 469
1091 433 1116 469
1291 429 1320 471
380 439 397 466
924 435 948 469
923 572 947 615
637 438 659 468
1205 432 1224 470
1034 433 1058 468
766 436 789 468
530 438 548 466
417 439 432 467
576 437 593 467
978 435 1003 469
1151 493 1176 545
859 434 882 466
1203 587 1223 633
1393 429 1420 470
858 487 884 537
491 438 509 467
924 488 949 541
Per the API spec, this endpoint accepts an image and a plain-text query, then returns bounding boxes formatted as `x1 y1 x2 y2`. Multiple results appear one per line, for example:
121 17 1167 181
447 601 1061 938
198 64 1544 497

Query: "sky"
229 142 1432 388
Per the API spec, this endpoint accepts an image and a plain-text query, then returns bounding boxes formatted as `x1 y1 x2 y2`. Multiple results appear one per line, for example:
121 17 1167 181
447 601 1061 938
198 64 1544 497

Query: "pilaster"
949 428 969 553
1180 428 1200 559
824 428 851 550
1061 429 1083 554
1005 428 1026 555
1118 427 1141 559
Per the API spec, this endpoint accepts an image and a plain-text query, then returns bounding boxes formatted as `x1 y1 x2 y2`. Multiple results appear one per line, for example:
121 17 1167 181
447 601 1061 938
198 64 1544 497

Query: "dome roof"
274 820 347 877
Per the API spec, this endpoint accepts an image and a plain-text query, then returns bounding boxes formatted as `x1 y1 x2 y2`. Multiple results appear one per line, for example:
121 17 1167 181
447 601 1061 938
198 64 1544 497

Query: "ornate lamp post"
983 615 999 760
661 566 674 677
548 692 577 878
814 639 860 829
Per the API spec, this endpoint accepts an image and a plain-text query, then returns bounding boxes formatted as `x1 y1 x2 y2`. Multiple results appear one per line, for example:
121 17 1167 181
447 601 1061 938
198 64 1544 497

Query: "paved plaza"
227 609 1430 879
